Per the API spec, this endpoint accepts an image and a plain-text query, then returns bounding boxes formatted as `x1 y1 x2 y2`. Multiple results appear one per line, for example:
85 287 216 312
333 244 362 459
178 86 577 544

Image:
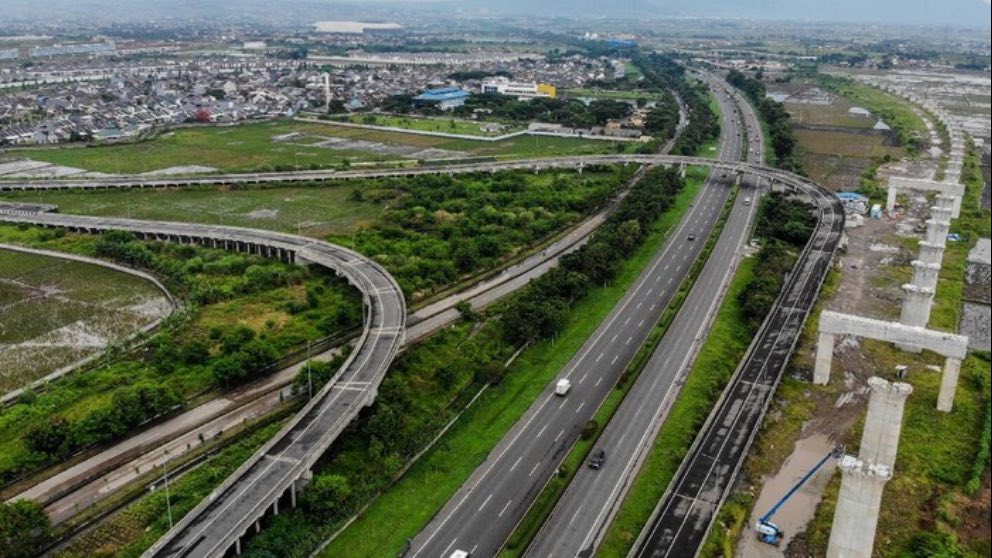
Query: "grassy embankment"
341 114 525 136
817 74 928 154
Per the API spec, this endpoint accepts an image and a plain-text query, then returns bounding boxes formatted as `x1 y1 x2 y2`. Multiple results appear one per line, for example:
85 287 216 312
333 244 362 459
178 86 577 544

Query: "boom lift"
755 445 844 546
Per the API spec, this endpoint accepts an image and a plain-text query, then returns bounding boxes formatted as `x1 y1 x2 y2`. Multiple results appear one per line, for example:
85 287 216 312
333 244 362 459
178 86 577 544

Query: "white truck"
555 378 571 396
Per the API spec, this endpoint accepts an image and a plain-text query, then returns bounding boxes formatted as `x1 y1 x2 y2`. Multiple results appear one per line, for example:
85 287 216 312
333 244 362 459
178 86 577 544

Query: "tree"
0 501 52 558
301 474 352 519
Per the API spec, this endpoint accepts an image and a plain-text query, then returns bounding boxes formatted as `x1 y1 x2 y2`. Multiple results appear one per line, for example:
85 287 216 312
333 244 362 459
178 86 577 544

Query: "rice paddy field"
0 249 172 393
6 119 623 175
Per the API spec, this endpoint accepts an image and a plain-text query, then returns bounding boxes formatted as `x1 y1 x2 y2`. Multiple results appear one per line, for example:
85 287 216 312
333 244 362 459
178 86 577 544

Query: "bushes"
23 382 182 459
966 361 991 494
501 167 684 345
0 500 52 558
726 69 803 173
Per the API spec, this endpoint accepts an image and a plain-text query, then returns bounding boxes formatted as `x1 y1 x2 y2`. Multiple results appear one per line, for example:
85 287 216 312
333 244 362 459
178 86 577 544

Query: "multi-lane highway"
523 71 765 558
407 74 750 558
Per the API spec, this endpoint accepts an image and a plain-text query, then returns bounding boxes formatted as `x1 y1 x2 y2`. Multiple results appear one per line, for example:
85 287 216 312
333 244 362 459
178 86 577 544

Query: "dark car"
687 233 696 241
588 448 606 469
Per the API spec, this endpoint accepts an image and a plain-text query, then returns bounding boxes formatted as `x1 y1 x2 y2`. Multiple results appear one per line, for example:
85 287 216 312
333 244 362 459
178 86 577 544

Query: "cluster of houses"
0 49 621 146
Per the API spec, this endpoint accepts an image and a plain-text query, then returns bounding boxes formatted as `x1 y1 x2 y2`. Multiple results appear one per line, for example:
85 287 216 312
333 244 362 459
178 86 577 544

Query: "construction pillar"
859 377 913 468
886 185 899 213
813 331 835 385
900 284 934 328
679 162 686 178
917 241 946 266
930 206 954 223
909 260 941 291
924 219 950 247
826 457 893 558
937 357 962 413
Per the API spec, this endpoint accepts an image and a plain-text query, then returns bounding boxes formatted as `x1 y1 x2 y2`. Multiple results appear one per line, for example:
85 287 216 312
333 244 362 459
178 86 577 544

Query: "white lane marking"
579 373 588 384
479 493 493 512
611 355 618 365
529 461 541 477
611 334 618 343
537 424 549 439
498 500 512 518
650 303 656 311
636 302 642 309
575 402 585 414
596 352 603 362
626 336 632 345
554 429 564 442
568 506 584 527
646 288 653 296
638 319 644 327
624 317 631 325
559 399 568 409
510 456 523 472
596 377 603 387
441 539 457 557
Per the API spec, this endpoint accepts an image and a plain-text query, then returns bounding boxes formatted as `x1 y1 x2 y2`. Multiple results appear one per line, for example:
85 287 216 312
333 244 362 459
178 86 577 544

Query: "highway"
630 127 845 557
0 211 406 558
407 76 748 558
523 71 765 558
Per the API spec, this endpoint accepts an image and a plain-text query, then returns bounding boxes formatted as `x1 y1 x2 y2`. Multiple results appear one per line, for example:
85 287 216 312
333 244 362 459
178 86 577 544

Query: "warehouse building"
481 78 557 100
412 88 471 110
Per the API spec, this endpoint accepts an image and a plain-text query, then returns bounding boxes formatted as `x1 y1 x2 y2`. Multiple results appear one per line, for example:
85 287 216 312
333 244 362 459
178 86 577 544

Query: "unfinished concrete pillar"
886 185 899 213
925 219 950 247
934 194 956 211
859 377 913 468
910 260 941 292
813 331 835 385
679 162 686 178
827 456 893 558
937 357 962 412
931 206 954 223
900 284 935 328
917 241 946 266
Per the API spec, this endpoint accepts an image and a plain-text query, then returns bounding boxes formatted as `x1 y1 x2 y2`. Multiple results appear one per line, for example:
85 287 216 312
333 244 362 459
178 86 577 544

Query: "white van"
555 378 572 396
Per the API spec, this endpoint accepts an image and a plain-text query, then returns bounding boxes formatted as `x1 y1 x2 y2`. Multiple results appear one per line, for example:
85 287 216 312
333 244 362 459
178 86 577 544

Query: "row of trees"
726 69 803 173
500 167 685 345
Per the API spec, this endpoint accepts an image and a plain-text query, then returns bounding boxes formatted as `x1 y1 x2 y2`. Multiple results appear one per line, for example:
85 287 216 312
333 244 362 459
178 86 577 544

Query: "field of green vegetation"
0 226 362 488
339 113 523 136
0 249 172 392
817 74 928 153
9 119 624 175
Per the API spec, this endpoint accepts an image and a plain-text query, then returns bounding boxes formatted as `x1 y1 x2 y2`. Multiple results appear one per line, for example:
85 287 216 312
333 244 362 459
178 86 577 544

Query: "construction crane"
755 445 844 546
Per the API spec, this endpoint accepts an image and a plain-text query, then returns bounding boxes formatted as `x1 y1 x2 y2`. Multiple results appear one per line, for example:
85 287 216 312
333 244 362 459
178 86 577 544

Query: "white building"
481 77 557 100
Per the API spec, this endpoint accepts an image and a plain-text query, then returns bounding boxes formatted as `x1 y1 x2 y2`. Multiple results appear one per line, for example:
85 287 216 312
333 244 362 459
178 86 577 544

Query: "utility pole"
307 339 313 400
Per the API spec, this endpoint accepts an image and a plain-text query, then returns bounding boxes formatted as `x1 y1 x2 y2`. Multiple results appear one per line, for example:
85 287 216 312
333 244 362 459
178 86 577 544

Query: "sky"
2 0 990 28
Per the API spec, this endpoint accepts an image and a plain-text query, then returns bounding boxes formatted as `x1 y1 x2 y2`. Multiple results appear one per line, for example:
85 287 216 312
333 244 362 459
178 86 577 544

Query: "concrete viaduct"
0 154 833 557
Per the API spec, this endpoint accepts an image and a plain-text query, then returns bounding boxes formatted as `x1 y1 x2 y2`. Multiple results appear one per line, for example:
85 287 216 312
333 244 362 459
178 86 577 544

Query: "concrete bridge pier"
917 241 946 266
900 284 934 328
909 260 941 292
826 457 892 558
859 377 913 468
679 162 686 178
938 357 962 412
925 219 950 247
813 331 835 385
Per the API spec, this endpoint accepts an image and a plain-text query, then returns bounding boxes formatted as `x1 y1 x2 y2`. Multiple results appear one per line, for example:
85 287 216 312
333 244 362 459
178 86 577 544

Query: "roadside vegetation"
0 226 362 488
599 192 817 555
203 166 697 557
726 69 803 173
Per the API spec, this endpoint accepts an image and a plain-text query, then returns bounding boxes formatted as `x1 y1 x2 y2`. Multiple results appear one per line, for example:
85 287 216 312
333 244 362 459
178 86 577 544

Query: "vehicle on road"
588 448 606 469
687 233 696 241
450 550 471 558
555 378 572 396
744 197 752 205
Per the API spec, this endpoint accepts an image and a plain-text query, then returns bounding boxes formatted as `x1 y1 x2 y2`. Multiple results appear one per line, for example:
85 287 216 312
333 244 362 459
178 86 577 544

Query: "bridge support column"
860 377 913 468
925 219 950 247
826 457 892 558
937 357 962 412
917 241 945 266
235 538 242 556
813 331 835 385
886 185 899 213
900 284 934 328
910 260 941 292
679 162 686 178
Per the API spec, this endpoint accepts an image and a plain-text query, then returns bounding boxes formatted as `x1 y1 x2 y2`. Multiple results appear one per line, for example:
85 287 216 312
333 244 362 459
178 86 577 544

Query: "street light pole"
163 450 173 529
307 339 313 400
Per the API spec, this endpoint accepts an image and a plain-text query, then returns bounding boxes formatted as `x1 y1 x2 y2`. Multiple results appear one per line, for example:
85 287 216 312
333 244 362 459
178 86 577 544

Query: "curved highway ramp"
0 211 406 558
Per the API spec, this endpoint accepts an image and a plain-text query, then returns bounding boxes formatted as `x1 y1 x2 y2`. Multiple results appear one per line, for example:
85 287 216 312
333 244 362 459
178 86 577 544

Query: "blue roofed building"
412 87 470 111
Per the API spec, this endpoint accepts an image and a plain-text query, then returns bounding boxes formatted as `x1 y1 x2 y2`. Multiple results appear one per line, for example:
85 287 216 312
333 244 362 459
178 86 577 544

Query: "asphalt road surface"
408 79 747 558
524 72 766 558
631 174 844 557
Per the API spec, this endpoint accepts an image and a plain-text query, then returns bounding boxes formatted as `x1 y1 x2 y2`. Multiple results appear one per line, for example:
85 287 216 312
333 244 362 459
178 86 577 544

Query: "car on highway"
555 378 572 396
588 448 606 469
450 550 471 558
687 233 696 241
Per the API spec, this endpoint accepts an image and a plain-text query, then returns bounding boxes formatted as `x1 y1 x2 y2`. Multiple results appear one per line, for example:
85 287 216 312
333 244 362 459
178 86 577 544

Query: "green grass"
0 248 169 392
315 168 708 558
817 74 928 152
341 114 523 136
563 89 661 101
598 255 760 556
0 183 384 238
8 119 622 175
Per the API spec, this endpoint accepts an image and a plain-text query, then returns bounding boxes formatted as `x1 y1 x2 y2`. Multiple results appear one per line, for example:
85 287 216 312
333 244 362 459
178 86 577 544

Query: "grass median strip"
314 168 708 557
500 184 738 556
